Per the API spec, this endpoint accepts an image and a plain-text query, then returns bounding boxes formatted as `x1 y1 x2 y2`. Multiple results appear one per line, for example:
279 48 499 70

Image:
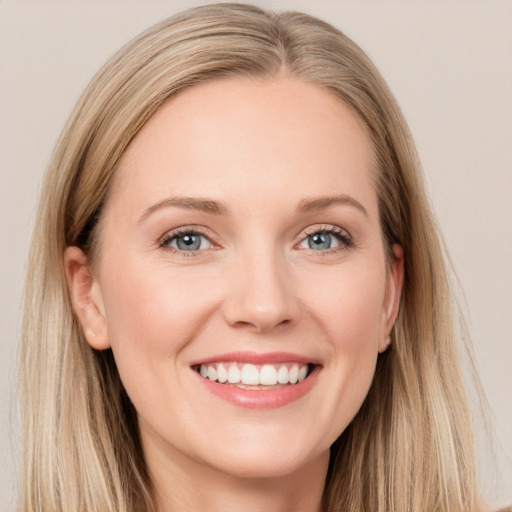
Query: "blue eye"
175 234 203 250
307 232 335 250
161 231 211 252
298 227 352 252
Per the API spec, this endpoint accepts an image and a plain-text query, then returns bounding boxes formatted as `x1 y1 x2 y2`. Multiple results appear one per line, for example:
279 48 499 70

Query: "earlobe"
380 334 392 353
63 246 110 350
379 244 404 353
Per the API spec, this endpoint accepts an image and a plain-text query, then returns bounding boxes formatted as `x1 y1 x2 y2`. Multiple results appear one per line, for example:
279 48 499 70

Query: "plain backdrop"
1 1 511 510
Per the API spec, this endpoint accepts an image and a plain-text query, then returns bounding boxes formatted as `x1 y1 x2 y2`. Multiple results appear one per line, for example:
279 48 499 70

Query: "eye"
302 232 337 250
298 226 352 252
159 230 213 253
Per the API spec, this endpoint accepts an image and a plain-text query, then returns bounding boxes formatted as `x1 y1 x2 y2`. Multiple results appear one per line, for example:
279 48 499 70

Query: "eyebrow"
296 194 368 217
138 196 229 223
138 193 368 223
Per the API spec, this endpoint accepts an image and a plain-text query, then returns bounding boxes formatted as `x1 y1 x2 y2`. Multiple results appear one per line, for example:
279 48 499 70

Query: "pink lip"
191 354 321 410
189 351 320 366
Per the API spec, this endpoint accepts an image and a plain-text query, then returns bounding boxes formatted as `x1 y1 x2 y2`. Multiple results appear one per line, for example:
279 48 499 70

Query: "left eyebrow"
296 194 369 217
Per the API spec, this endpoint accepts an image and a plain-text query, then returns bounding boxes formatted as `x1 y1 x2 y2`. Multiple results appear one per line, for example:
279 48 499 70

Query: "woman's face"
67 77 403 481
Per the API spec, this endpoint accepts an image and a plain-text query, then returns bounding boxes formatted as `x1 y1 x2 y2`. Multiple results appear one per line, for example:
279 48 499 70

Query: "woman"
19 3 489 511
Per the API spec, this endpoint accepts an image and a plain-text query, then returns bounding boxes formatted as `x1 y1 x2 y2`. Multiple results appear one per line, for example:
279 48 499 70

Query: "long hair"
19 3 482 511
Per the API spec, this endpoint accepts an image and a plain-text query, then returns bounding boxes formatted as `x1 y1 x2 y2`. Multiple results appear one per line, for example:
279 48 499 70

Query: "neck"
144 433 329 512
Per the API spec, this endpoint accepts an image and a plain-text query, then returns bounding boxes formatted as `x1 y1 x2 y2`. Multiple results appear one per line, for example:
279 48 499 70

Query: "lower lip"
193 366 320 409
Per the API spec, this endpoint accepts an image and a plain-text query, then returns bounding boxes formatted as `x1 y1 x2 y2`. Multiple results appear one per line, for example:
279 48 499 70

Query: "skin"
65 77 404 512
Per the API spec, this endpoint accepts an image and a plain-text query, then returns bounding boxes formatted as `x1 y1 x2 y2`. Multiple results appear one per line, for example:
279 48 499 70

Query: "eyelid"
302 224 351 237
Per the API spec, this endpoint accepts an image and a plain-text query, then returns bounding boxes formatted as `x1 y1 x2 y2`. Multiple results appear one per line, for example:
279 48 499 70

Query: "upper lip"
189 351 321 367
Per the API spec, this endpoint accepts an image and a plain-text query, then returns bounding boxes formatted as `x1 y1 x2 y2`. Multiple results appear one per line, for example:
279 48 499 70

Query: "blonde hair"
19 3 483 511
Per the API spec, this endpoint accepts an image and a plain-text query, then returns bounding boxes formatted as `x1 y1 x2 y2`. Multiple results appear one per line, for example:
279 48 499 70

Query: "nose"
222 248 299 333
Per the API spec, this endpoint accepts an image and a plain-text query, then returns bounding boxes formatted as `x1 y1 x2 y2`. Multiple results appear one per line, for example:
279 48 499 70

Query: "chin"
201 437 327 480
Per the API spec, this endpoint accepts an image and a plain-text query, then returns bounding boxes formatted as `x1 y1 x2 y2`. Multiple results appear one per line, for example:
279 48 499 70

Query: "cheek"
97 257 220 392
101 257 211 342
299 262 386 436
304 261 386 350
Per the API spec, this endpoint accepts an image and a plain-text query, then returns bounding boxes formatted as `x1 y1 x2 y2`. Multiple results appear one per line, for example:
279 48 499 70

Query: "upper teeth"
198 363 309 386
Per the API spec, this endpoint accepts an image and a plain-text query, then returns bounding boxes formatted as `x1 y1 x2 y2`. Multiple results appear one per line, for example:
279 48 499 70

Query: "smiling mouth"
193 362 316 389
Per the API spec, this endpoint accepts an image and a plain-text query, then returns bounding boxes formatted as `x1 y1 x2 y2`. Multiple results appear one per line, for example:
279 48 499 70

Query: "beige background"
1 0 510 509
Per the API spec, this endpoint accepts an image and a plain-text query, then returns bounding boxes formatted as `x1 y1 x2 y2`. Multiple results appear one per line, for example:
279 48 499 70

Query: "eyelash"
157 224 354 257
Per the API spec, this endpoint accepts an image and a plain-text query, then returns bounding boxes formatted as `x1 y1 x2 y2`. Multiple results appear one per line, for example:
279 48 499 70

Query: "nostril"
230 316 293 333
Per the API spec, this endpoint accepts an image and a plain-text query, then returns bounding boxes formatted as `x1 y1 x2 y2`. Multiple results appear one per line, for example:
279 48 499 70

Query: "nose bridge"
223 240 297 332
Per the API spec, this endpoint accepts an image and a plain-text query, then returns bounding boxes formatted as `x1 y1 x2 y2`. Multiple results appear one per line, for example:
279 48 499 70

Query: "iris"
308 233 332 250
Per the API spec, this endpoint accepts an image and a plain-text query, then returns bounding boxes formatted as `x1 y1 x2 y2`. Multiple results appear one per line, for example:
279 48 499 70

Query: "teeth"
227 365 241 384
217 363 228 383
241 364 260 385
259 365 278 385
289 364 299 384
197 362 311 386
207 366 217 381
277 365 289 384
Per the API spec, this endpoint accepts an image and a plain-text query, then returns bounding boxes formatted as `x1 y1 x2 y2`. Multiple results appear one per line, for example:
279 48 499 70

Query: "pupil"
309 233 331 250
177 234 200 250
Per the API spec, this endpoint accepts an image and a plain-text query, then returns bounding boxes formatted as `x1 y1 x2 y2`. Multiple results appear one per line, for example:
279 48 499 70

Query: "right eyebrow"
138 196 229 223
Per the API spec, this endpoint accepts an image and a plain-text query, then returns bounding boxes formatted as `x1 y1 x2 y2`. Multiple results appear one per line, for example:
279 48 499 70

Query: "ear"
378 244 404 353
64 246 110 350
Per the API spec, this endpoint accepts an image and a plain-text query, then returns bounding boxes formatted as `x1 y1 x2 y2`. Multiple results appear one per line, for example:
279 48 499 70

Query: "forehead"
108 77 377 220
